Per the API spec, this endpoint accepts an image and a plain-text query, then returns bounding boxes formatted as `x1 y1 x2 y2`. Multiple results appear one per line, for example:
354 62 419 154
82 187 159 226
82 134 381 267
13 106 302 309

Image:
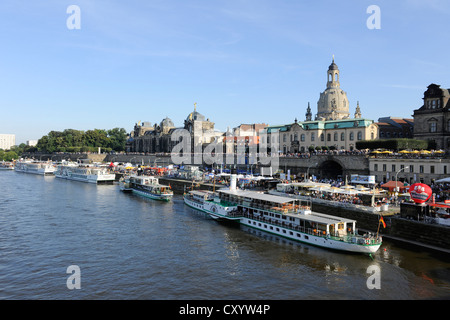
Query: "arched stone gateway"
279 155 369 180
318 160 343 179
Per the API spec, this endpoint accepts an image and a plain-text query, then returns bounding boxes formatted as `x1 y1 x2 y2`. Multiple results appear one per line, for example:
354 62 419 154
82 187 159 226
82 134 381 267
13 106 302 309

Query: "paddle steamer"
184 175 382 254
120 175 173 201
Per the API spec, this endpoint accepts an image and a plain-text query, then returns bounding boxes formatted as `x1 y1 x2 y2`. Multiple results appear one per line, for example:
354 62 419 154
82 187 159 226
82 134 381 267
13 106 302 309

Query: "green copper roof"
266 118 374 133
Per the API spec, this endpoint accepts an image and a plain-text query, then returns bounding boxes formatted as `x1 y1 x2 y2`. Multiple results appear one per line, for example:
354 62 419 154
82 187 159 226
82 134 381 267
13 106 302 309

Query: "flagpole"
376 213 382 239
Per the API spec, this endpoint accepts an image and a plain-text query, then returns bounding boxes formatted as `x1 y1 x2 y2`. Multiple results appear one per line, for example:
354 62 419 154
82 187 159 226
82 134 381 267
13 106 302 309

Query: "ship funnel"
230 174 237 191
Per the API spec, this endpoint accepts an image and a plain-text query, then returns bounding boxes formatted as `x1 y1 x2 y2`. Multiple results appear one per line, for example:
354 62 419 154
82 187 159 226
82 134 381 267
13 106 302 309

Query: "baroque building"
413 83 450 151
266 58 378 153
316 57 350 121
127 104 223 153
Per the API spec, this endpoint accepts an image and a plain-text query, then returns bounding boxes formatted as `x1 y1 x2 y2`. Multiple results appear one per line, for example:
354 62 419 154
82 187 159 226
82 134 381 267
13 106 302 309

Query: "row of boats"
2 160 382 254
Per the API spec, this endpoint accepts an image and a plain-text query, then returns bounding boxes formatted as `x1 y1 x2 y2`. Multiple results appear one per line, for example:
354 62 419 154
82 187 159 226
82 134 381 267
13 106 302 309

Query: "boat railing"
240 213 381 245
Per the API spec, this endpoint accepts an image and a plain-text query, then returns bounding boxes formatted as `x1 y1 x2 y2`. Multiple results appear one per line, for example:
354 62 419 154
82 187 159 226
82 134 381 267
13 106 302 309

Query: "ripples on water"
0 171 449 300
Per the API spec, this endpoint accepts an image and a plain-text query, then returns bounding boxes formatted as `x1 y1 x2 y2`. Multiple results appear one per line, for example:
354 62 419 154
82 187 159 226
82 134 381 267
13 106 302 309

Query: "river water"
1 170 449 300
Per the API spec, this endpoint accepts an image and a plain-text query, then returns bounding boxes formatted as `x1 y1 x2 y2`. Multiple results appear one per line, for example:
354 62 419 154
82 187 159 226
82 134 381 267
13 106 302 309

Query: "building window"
301 134 305 142
341 132 345 141
320 134 324 141
327 134 331 141
429 122 437 133
410 165 414 173
420 165 424 173
392 164 396 172
334 133 338 141
374 164 378 171
357 131 362 140
383 164 387 171
444 166 447 174
311 133 315 141
430 166 435 174
283 134 286 142
349 132 354 141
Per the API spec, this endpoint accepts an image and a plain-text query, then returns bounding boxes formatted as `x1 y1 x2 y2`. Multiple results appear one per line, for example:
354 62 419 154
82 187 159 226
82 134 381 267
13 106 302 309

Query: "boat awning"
435 177 450 183
218 189 297 204
284 211 356 225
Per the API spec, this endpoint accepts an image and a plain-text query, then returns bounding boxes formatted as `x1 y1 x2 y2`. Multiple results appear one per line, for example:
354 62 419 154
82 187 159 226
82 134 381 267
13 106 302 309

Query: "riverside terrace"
22 149 449 183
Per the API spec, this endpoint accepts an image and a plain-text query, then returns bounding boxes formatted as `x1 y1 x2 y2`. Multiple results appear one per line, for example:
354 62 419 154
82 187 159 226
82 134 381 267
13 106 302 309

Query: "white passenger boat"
119 175 173 201
184 175 382 254
0 161 15 170
14 160 56 175
55 164 115 184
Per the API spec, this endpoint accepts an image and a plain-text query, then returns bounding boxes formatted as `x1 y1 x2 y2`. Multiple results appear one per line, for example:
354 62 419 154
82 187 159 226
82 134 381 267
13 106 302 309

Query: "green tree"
107 127 127 151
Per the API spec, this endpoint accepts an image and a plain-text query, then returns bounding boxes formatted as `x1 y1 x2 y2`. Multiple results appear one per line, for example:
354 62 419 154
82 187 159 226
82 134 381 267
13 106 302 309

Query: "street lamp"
395 166 409 202
306 163 318 182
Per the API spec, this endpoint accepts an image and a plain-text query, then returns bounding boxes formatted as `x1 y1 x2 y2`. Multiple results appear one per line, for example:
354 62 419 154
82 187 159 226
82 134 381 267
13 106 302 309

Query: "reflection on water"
1 170 449 300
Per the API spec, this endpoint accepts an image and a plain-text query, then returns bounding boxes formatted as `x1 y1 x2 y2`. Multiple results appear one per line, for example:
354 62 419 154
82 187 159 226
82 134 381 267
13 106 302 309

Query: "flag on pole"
379 216 386 228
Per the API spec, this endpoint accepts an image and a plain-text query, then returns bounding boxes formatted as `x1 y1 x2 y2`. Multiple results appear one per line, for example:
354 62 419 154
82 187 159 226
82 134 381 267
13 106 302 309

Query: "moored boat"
119 175 173 201
14 160 56 175
0 161 15 170
55 163 115 184
184 175 382 254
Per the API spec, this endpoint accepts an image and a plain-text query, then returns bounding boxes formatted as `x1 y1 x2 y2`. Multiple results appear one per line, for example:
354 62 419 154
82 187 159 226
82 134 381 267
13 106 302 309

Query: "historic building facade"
369 157 450 185
316 57 350 121
127 104 223 154
413 83 450 151
376 117 414 139
266 58 378 153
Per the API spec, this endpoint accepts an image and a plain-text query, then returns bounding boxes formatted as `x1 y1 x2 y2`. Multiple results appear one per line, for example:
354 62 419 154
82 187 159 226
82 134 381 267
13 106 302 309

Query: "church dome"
316 58 350 120
186 103 205 121
160 117 174 128
328 61 338 71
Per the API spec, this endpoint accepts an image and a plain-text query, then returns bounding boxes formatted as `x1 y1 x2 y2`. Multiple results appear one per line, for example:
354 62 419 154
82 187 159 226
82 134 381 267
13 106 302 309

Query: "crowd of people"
430 183 450 202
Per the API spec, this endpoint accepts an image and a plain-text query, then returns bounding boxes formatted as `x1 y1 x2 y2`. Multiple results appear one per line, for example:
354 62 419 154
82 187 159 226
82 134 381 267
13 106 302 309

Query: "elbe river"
1 170 449 300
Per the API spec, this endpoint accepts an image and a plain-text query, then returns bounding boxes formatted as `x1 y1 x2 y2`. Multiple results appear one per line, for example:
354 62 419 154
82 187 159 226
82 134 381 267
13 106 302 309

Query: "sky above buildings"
1 0 449 144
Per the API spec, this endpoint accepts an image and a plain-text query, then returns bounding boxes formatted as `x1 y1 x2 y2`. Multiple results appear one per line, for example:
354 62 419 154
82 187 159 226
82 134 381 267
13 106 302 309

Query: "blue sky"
1 0 449 144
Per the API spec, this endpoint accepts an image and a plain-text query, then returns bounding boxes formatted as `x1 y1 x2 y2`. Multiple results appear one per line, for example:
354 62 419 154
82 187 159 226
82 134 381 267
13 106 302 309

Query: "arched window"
349 132 354 141
320 133 324 141
334 133 338 141
341 132 345 141
301 134 305 142
357 131 362 140
327 133 331 141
